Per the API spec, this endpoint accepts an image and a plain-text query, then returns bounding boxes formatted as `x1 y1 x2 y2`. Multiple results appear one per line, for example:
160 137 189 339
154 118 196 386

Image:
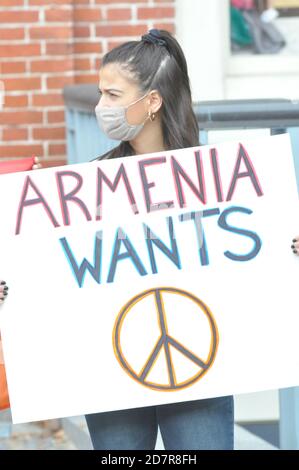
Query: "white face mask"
95 93 149 141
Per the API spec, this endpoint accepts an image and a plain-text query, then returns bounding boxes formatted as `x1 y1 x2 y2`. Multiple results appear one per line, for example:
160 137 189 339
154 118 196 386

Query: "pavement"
0 410 277 450
0 410 75 450
63 416 278 450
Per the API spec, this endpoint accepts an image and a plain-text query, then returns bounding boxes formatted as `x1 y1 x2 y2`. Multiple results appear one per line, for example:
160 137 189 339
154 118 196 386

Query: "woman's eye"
98 90 118 99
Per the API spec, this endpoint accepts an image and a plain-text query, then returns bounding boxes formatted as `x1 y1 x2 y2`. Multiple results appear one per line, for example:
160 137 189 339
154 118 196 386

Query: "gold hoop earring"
149 111 156 122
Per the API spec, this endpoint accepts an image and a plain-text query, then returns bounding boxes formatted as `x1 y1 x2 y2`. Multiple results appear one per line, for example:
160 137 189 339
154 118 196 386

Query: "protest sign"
0 134 298 424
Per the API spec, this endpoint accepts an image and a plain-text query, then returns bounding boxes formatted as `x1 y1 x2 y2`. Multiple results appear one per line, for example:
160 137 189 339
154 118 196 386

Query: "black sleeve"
89 149 115 162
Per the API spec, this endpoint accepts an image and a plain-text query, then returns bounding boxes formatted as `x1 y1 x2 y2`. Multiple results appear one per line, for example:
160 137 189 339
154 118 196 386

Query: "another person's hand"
32 156 42 170
292 237 299 256
0 158 38 306
0 281 8 305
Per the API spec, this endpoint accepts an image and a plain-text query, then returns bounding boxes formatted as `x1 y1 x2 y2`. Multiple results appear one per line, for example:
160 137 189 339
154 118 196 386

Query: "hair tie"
141 29 167 48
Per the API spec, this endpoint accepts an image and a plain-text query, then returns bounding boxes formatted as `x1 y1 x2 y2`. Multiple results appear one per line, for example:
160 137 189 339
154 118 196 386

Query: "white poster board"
0 134 299 424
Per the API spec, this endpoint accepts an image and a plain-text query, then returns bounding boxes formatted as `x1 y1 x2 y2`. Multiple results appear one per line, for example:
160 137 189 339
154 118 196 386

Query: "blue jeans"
85 396 234 450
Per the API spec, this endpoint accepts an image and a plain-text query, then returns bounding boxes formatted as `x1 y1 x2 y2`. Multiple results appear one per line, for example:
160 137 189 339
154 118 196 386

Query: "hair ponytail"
98 29 199 159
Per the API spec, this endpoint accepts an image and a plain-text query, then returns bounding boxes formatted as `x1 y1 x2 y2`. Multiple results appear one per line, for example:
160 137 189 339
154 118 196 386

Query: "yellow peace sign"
113 287 218 391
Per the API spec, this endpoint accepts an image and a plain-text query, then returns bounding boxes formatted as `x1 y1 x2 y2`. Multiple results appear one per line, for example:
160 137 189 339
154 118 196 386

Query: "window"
273 1 299 17
230 0 299 55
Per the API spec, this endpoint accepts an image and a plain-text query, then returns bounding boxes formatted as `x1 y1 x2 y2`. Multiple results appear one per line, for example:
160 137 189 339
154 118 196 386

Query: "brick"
0 111 43 125
39 158 66 168
107 40 124 51
74 26 91 38
74 58 91 70
1 62 26 74
29 0 73 4
74 8 102 22
153 22 175 33
47 110 65 123
3 95 28 108
94 58 102 70
0 44 41 58
45 8 73 22
73 42 102 54
107 8 131 21
33 127 65 140
0 28 25 40
2 128 28 141
30 59 73 73
1 0 23 5
96 25 147 37
32 93 64 107
74 74 98 84
49 143 66 156
30 26 72 40
47 75 74 89
0 11 39 23
95 0 145 3
137 7 175 20
46 43 73 55
0 145 44 158
2 77 41 92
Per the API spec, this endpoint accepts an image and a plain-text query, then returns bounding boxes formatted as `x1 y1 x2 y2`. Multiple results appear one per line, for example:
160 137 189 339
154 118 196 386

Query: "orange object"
0 156 37 411
0 337 9 411
0 366 10 411
0 156 36 175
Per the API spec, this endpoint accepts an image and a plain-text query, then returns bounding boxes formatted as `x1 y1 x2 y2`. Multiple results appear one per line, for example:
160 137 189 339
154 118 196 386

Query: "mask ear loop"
126 92 149 109
126 92 156 124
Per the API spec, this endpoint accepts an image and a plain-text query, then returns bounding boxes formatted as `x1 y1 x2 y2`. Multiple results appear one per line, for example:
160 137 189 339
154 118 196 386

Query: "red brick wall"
0 0 175 167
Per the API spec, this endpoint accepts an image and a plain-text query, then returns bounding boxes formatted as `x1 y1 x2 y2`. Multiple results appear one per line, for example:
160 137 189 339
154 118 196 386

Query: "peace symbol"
113 287 218 391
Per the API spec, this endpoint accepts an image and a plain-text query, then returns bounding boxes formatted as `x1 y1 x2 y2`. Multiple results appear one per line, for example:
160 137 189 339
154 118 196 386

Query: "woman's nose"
99 96 109 107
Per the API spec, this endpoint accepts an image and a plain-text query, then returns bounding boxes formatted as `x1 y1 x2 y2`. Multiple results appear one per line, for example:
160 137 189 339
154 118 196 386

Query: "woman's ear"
148 90 163 114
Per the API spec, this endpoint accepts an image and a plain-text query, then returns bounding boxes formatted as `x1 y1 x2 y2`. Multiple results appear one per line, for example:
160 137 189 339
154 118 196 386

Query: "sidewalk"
0 411 75 450
62 416 277 450
0 411 277 450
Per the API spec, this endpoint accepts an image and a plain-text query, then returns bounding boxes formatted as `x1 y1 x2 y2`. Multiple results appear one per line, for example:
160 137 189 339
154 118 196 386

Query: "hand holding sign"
0 156 41 411
292 236 299 256
0 135 299 425
0 281 8 306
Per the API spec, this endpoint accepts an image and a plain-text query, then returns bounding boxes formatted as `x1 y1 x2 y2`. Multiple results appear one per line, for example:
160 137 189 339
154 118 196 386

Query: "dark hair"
97 29 199 160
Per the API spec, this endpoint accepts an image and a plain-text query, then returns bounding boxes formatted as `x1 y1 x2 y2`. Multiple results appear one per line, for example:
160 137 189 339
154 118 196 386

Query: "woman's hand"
292 237 299 256
0 281 9 305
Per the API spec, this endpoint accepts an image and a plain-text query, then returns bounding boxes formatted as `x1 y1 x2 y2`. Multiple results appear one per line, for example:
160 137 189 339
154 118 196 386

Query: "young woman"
86 28 234 451
0 29 298 450
89 28 298 450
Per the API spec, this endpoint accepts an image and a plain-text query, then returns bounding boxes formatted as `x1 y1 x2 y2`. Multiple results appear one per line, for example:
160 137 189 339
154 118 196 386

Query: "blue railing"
63 84 299 450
